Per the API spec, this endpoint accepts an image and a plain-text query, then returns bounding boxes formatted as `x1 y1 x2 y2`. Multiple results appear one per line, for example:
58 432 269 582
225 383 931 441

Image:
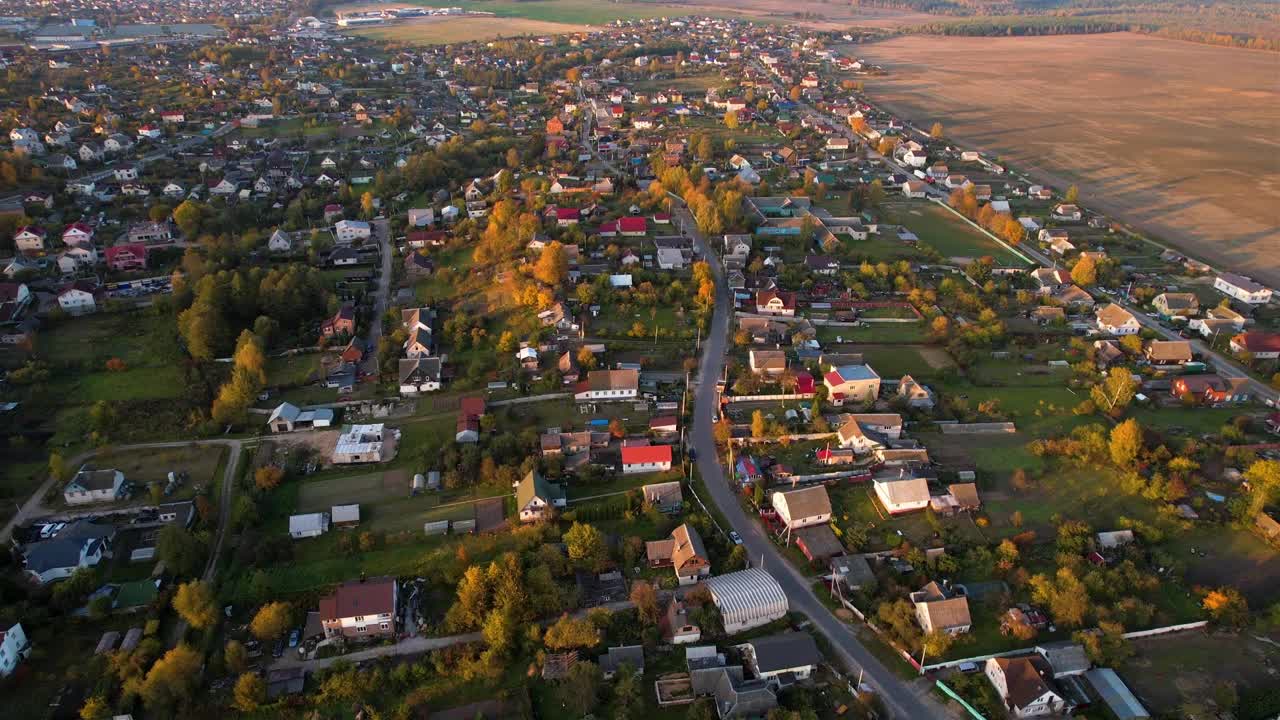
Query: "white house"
621 444 673 474
574 369 639 402
289 512 330 539
0 623 30 677
63 468 125 505
737 633 821 687
1095 304 1140 336
873 475 930 514
1214 273 1272 305
912 581 972 635
268 229 294 253
334 219 372 244
985 656 1069 718
398 357 442 394
771 486 832 531
57 283 98 315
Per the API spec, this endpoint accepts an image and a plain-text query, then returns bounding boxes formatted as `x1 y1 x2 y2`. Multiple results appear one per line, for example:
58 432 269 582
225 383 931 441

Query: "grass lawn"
295 470 501 534
815 322 929 344
352 17 592 46
1130 406 1253 436
93 444 226 488
34 310 171 367
266 353 322 388
566 468 681 501
48 364 186 402
1173 525 1280 606
888 202 1029 266
858 345 954 381
1121 632 1280 715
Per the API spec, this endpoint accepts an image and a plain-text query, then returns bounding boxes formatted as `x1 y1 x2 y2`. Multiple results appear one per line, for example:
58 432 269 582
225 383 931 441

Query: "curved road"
680 205 951 719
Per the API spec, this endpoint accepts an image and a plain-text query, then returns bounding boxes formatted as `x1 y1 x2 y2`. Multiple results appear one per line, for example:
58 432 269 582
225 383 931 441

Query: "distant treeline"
905 16 1128 36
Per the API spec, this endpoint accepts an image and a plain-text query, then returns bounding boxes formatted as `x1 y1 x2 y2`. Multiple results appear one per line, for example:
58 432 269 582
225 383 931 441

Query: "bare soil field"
1121 631 1280 713
854 33 1280 287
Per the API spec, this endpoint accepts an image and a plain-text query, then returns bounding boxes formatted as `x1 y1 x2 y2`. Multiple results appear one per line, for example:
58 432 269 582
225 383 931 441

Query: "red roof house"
621 444 673 474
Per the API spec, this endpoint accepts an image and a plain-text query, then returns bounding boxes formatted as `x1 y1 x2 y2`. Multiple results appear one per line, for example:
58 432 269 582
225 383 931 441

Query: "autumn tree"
254 465 284 490
79 696 111 720
172 199 205 237
1242 459 1280 519
139 645 203 712
1109 418 1144 468
544 613 600 650
723 110 739 130
1030 567 1089 627
360 191 375 219
1090 366 1138 414
930 122 944 139
1065 184 1079 204
1070 254 1097 287
233 672 266 711
534 241 568 286
751 410 766 439
1076 621 1132 666
172 580 218 629
1202 587 1249 626
225 639 249 673
631 581 660 625
867 179 885 207
250 601 293 641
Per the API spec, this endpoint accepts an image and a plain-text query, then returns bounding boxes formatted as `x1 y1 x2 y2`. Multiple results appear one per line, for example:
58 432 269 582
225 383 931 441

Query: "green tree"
172 580 218 629
225 639 249 674
564 521 609 571
49 452 69 482
557 660 602 716
233 672 266 712
867 179 885 207
172 199 205 237
1243 459 1280 518
157 525 206 577
1075 621 1132 666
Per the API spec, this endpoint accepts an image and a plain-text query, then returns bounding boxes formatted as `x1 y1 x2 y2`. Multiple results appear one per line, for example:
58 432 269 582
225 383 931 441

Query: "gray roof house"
600 645 645 679
63 468 126 505
737 633 821 687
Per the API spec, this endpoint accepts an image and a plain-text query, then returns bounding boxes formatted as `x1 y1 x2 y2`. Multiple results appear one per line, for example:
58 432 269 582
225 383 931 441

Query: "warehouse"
704 568 789 634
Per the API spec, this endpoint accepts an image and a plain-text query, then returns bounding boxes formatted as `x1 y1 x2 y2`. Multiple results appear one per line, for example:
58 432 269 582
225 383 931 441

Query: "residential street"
678 202 954 720
361 217 393 376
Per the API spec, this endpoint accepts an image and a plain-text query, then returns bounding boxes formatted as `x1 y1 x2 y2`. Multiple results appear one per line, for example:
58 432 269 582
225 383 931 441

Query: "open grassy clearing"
815 321 929 344
93 444 226 488
857 32 1280 288
887 201 1028 266
351 17 593 46
47 364 186 402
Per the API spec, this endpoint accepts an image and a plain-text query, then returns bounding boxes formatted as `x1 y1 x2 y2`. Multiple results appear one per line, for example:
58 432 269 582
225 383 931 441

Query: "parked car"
729 531 743 545
288 629 300 648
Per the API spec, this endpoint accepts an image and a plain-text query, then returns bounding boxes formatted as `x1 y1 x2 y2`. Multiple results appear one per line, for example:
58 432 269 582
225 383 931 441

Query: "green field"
889 202 1031 266
382 0 696 24
816 321 929 344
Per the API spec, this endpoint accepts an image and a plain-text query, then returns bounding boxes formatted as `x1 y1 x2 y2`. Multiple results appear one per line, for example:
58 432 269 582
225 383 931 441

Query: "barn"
704 568 789 634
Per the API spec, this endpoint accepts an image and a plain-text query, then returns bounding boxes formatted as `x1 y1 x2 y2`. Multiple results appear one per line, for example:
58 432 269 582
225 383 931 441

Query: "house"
1171 374 1250 404
1152 292 1199 318
600 645 644 680
56 245 98 273
1230 331 1280 360
642 481 683 513
319 576 397 639
407 207 434 227
332 424 391 464
830 554 876 591
127 221 172 244
646 523 711 585
57 281 99 315
649 416 679 438
516 470 565 523
574 369 639 402
873 475 930 514
21 521 113 584
985 656 1068 718
755 290 797 317
823 364 880 405
266 402 334 433
737 633 821 686
621 444 673 474
897 374 934 409
64 467 126 505
771 486 832 534
1095 304 1140 335
1140 340 1191 366
399 357 442 394
902 180 927 198
322 303 356 338
1190 306 1246 338
836 418 883 454
335 219 372 244
289 512 330 539
1051 204 1082 221
268 229 294 254
13 226 45 252
105 243 148 272
554 207 581 226
0 623 30 677
912 581 972 635
1214 273 1272 305
748 349 787 375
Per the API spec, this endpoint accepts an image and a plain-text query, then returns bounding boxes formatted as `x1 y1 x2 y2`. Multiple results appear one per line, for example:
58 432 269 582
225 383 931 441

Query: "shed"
1085 668 1151 719
119 627 143 652
331 504 360 528
289 512 330 539
704 568 789 634
95 630 121 655
794 525 843 563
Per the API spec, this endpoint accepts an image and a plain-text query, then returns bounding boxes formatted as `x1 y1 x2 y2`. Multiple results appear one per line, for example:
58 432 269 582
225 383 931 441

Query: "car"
729 531 743 545
288 629 300 648
687 447 697 460
957 661 980 674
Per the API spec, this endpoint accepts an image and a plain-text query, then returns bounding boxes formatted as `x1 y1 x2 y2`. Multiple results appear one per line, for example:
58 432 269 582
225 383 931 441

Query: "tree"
250 601 293 641
564 522 609 571
1065 184 1079 204
139 645 203 712
1202 587 1249 626
1090 366 1138 413
867 179 885 207
1076 621 1132 666
172 199 204 237
1070 254 1097 287
1029 567 1090 627
631 581 660 625
534 241 568 286
751 409 766 439
225 639 249 674
49 452 69 482
544 613 599 650
157 525 206 578
1109 418 1144 469
1242 459 1280 518
254 465 284 490
233 672 266 711
723 110 739 130
172 580 218 629
360 191 375 219
930 122 944 139
79 696 111 720
557 660 602 716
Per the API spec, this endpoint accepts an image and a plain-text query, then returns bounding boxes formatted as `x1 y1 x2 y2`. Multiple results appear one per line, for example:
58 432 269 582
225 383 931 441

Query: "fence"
829 590 923 673
1121 620 1206 639
423 520 449 536
939 422 1016 434
922 620 1210 672
729 432 837 446
724 393 816 403
450 519 476 534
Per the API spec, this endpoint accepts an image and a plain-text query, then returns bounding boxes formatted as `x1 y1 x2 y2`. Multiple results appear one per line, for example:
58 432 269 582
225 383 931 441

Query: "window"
354 615 364 622
357 626 366 633
380 623 389 630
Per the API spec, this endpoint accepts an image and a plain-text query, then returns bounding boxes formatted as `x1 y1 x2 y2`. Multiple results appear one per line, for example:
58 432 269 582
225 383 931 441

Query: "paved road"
678 201 952 719
362 217 393 377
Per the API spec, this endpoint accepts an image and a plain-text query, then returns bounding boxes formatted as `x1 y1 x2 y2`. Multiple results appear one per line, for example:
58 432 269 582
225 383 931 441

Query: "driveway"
679 200 954 719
